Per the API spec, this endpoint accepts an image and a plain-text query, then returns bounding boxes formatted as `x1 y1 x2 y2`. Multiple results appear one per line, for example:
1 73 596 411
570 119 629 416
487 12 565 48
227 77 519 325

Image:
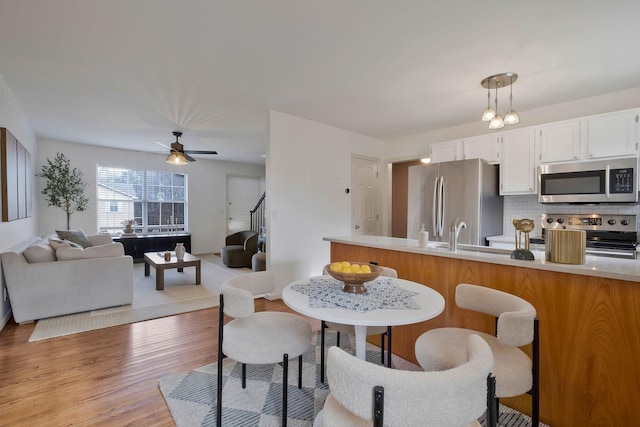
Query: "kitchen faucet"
449 218 467 252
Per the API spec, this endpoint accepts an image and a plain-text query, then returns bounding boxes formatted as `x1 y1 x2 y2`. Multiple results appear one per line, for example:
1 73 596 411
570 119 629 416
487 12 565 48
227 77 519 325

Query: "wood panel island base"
325 236 640 427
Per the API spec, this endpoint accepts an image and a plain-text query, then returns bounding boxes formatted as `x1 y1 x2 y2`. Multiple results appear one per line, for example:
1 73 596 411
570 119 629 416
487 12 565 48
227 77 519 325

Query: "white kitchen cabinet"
500 128 537 195
462 134 501 164
586 109 639 159
430 140 461 163
537 119 581 163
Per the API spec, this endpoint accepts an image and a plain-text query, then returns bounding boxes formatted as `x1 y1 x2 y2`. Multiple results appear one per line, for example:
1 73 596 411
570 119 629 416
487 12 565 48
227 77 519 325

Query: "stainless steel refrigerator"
407 158 503 245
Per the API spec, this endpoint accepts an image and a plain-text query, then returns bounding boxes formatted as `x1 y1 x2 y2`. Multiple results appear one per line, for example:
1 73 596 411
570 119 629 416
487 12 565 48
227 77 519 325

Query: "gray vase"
175 243 185 261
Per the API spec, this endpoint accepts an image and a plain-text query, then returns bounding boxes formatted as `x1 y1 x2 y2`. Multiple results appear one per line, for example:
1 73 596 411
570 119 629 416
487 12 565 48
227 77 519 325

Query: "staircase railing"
250 191 266 233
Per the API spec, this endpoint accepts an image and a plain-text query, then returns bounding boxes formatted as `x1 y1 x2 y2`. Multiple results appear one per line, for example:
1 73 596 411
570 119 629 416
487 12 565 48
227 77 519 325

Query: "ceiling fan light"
489 114 504 129
166 151 188 165
504 110 520 124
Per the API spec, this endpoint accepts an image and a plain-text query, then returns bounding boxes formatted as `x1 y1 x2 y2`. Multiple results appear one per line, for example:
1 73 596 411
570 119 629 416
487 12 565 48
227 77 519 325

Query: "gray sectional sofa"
1 233 134 324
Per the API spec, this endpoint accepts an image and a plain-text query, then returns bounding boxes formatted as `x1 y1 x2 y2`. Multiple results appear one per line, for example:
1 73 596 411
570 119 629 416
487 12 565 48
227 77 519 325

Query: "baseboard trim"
0 308 11 332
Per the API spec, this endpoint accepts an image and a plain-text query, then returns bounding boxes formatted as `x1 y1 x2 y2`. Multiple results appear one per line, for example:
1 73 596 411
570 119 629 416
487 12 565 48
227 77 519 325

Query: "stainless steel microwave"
538 157 638 204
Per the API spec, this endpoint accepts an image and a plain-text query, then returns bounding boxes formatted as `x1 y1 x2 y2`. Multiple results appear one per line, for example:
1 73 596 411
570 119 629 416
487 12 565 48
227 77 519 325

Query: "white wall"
36 139 265 255
0 74 37 329
385 86 640 162
266 110 384 295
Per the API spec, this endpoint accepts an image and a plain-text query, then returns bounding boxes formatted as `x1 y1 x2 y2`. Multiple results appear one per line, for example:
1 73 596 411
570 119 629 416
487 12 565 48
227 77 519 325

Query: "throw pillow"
56 229 93 248
48 238 80 250
23 242 56 263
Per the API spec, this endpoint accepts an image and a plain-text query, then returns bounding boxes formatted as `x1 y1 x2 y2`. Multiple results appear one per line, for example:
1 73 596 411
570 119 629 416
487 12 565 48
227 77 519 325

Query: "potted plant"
37 152 89 230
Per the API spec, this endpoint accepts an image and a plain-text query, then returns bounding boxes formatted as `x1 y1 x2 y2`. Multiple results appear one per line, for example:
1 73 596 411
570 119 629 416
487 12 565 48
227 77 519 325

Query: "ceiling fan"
157 131 218 165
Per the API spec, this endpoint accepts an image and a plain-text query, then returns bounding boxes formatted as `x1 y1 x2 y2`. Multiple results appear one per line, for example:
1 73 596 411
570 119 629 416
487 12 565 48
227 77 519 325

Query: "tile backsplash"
502 195 640 237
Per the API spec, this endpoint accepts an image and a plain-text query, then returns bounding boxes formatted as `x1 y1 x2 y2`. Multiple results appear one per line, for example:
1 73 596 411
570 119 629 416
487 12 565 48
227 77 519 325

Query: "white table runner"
291 277 419 312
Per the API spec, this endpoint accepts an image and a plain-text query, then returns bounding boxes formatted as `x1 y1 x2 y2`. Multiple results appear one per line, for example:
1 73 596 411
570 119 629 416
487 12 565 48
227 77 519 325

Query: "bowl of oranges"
324 261 383 294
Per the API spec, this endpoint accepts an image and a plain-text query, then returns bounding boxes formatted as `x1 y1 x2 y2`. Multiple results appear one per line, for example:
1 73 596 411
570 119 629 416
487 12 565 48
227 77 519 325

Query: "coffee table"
143 251 201 290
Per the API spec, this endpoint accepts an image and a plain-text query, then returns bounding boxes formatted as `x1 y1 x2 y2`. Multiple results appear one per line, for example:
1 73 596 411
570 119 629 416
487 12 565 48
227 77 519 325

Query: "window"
97 166 187 234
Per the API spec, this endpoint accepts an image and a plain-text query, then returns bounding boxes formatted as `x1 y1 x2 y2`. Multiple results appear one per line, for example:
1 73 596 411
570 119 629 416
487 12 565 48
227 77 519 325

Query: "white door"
351 157 379 236
227 176 261 234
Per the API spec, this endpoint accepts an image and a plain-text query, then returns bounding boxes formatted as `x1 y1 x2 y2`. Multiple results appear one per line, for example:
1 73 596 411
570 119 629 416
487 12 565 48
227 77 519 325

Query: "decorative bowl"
324 262 383 294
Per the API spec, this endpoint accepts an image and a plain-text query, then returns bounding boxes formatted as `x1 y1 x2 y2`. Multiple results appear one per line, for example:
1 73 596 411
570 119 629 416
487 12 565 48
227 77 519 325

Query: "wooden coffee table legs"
144 259 201 291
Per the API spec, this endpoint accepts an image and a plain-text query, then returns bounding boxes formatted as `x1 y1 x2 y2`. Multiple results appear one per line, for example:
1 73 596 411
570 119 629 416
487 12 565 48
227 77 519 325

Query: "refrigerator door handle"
439 176 446 237
432 176 439 237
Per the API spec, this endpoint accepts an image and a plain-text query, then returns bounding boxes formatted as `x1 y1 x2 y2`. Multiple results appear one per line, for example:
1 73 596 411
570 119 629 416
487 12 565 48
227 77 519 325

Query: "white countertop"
324 235 640 283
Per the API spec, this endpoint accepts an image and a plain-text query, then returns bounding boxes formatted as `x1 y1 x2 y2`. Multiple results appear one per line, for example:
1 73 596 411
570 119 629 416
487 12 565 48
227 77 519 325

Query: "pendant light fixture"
488 82 504 129
504 74 520 124
481 85 495 122
481 72 518 130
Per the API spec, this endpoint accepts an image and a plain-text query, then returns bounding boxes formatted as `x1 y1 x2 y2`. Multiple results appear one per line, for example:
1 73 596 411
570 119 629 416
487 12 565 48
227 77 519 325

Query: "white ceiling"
1 1 640 165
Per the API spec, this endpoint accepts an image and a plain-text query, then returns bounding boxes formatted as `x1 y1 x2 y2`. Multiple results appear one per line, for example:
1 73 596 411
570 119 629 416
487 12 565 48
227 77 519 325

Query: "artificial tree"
38 152 89 230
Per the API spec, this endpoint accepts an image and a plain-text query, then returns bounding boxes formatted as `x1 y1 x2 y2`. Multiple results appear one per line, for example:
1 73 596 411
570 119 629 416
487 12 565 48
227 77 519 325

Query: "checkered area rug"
159 331 544 426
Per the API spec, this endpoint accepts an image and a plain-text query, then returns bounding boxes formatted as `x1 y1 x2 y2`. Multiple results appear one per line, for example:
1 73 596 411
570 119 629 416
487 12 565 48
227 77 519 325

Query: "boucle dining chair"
314 334 496 427
217 271 313 427
320 265 398 382
414 283 539 427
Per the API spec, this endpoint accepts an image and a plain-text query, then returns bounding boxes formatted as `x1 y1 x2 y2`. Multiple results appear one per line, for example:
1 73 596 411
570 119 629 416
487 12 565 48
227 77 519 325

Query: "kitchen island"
324 235 640 427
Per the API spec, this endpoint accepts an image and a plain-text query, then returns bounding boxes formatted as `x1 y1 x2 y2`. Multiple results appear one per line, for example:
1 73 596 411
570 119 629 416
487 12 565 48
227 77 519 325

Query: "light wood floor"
0 300 321 426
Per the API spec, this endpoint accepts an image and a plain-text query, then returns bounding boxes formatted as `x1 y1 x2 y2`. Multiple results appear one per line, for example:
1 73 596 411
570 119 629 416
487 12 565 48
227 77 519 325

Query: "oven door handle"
585 247 636 259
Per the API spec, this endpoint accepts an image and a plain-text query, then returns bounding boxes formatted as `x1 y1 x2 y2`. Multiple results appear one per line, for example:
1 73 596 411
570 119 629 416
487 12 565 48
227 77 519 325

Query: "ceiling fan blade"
184 150 218 155
152 140 171 150
183 153 197 162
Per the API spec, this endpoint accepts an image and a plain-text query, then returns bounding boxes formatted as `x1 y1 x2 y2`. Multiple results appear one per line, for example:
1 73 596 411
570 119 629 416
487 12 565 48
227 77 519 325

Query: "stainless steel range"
530 214 638 259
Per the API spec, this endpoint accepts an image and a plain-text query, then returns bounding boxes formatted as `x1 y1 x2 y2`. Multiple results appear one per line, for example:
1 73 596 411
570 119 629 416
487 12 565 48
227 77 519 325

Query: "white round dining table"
282 275 445 360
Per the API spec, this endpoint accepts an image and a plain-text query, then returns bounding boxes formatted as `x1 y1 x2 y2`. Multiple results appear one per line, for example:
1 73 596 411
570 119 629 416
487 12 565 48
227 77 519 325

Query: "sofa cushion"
22 241 56 263
56 229 93 248
55 243 124 261
88 233 113 246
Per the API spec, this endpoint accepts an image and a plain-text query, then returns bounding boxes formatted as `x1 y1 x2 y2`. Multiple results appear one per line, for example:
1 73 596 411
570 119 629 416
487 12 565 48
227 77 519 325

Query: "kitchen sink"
425 241 513 256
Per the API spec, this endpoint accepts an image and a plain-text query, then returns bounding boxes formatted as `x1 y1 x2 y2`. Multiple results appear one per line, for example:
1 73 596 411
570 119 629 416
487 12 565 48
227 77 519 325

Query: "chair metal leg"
242 363 247 388
380 333 385 364
529 318 540 426
386 326 392 368
298 354 303 389
320 321 326 383
282 353 289 427
217 294 225 427
486 374 497 427
336 331 341 347
373 385 384 427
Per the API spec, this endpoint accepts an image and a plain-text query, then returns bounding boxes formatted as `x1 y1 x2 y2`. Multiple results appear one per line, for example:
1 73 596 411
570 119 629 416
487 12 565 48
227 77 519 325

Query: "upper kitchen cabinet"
430 140 461 163
462 134 501 164
538 119 581 163
586 109 639 159
499 128 536 195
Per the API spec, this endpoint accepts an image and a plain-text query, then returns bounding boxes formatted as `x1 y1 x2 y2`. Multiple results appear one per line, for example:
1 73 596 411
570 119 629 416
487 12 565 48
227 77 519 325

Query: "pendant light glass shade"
489 114 505 129
504 110 520 125
480 72 519 129
166 151 188 165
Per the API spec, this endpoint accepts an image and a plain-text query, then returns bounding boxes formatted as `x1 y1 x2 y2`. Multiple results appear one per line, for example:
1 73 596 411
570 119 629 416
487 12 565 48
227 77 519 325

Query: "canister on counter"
545 229 586 264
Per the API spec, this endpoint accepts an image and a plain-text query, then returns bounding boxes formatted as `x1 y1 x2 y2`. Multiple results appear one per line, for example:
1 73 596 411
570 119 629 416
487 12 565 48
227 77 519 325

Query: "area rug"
29 256 249 341
159 332 546 427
